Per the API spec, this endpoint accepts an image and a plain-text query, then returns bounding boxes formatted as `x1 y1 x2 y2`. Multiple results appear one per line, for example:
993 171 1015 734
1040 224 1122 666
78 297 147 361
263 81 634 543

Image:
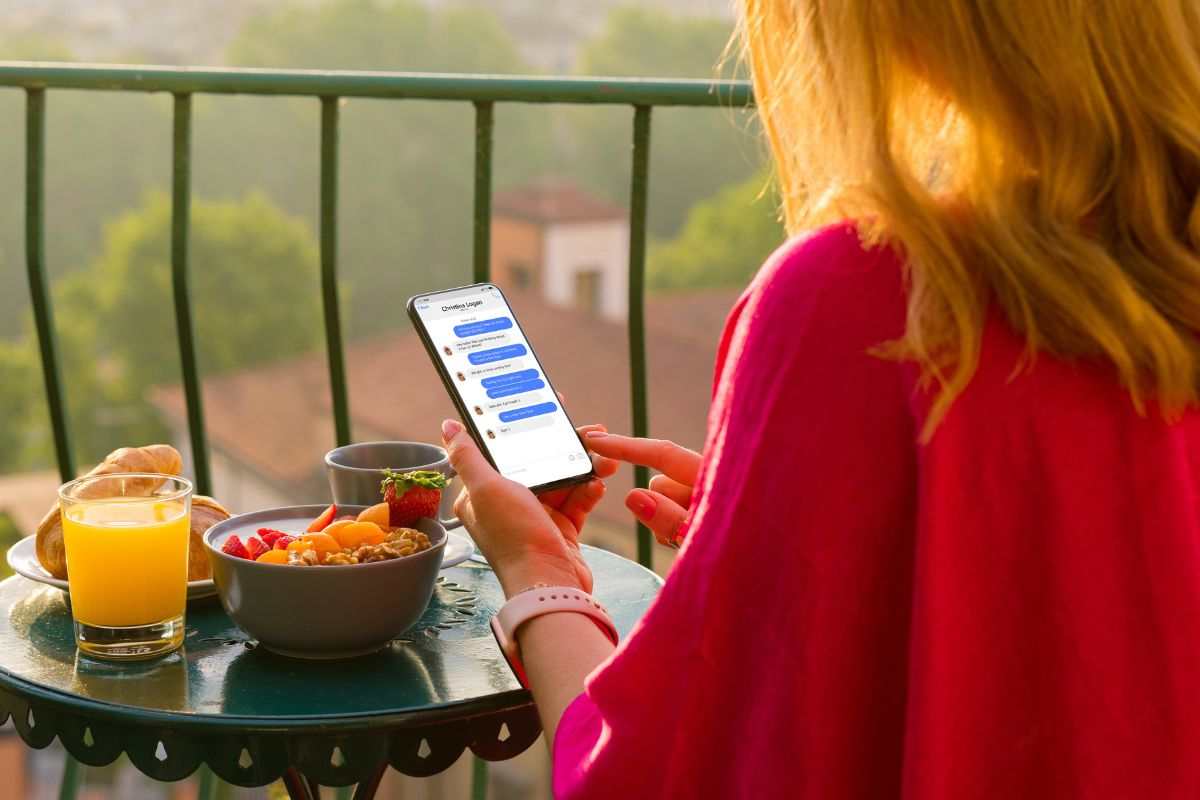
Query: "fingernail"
626 490 656 520
441 419 463 440
585 430 608 439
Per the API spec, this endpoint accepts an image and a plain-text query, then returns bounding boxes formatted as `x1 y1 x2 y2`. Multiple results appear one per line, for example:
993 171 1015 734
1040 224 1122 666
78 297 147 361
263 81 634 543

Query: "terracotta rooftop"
0 470 60 535
151 289 737 532
493 181 627 225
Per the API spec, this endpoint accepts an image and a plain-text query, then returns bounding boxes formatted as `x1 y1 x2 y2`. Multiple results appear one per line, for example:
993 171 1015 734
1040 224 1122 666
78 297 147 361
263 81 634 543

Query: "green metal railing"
2 61 753 798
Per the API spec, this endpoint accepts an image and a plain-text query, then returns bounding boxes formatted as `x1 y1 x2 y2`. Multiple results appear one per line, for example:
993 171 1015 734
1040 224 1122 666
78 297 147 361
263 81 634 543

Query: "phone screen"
410 284 593 490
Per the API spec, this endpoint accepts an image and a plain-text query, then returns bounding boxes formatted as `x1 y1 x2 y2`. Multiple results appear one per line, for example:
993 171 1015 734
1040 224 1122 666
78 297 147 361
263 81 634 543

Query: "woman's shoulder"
737 221 907 342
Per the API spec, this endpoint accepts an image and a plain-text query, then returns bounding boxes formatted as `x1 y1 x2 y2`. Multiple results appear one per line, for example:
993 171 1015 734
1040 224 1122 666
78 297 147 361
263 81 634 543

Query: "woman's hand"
442 420 616 597
582 431 702 547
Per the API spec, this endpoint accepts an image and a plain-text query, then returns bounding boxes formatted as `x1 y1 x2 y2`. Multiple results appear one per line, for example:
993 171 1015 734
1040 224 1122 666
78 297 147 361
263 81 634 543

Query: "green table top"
0 547 661 786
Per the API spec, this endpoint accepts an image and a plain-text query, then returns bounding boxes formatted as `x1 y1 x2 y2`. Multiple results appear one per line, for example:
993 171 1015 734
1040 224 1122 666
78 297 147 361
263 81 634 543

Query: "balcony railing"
1 61 754 798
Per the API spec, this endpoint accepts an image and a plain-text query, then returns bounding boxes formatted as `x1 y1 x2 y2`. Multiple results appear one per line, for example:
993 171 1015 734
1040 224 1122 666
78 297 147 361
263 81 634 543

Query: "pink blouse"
552 223 1200 798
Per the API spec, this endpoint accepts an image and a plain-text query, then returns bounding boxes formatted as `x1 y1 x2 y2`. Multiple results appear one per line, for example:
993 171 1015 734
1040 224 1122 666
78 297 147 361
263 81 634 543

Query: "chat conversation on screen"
480 369 539 389
465 359 528 380
469 343 528 365
499 401 558 423
414 283 590 488
485 394 547 413
454 317 513 338
486 379 545 399
497 415 556 435
452 332 513 353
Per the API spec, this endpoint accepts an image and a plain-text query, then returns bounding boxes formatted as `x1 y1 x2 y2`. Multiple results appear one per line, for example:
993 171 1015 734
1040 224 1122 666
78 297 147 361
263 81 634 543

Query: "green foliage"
0 32 170 337
88 193 322 388
0 513 18 579
571 7 762 237
0 340 40 472
200 0 551 338
649 172 785 290
0 193 322 472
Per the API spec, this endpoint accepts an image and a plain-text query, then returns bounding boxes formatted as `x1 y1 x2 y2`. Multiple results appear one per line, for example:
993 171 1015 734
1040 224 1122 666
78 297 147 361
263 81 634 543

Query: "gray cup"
325 441 461 528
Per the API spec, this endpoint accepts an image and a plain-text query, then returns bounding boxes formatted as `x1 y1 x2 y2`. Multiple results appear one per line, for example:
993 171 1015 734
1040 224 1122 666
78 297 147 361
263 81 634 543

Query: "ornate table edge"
0 675 543 786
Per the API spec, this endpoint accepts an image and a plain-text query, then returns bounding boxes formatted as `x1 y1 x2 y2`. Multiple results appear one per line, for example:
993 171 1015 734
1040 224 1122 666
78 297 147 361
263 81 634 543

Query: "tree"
649 172 784 291
86 193 322 389
0 513 18 578
571 8 763 237
0 340 40 472
0 193 323 472
197 0 553 339
0 34 170 338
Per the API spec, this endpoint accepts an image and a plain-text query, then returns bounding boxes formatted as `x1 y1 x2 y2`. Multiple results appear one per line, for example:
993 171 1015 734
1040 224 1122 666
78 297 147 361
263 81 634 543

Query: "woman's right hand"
582 431 702 548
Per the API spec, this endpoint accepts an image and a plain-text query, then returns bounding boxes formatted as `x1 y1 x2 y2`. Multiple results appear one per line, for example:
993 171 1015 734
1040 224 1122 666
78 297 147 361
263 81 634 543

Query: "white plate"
440 531 475 569
6 530 474 597
6 535 218 601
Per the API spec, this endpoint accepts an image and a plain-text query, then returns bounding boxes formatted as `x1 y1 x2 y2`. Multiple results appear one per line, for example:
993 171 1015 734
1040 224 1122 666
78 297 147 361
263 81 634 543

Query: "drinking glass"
58 473 193 660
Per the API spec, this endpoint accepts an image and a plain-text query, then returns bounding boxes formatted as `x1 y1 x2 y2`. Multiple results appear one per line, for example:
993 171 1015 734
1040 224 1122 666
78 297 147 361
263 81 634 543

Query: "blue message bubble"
486 379 545 399
454 317 513 338
468 343 527 365
499 402 558 423
481 369 540 389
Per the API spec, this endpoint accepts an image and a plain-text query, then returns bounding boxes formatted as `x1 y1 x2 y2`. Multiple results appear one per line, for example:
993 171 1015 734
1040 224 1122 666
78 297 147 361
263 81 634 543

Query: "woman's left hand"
442 419 615 597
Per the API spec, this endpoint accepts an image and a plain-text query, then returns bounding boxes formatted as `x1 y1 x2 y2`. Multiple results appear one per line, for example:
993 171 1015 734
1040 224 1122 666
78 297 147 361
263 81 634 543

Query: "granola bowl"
204 504 447 659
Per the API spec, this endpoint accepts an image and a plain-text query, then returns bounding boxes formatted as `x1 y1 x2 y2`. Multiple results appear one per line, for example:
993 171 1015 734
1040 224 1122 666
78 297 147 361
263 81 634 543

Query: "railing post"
56 755 83 800
473 101 494 284
24 88 75 483
320 96 352 447
628 105 653 569
170 93 212 495
469 98 496 800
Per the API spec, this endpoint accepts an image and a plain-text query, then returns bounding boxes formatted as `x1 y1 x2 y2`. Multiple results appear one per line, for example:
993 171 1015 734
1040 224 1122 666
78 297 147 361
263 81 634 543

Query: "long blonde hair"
739 0 1200 436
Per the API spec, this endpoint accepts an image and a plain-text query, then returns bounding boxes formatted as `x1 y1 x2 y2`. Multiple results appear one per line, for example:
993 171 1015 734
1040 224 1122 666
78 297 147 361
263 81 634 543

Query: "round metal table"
0 547 661 798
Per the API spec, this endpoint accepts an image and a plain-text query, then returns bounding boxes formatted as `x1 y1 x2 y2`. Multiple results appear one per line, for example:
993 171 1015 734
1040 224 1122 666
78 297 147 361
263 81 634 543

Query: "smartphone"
407 283 595 493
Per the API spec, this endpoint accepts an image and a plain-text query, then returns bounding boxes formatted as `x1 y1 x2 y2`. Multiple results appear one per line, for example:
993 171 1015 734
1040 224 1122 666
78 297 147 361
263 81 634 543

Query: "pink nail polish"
585 430 607 439
626 492 656 520
441 419 463 440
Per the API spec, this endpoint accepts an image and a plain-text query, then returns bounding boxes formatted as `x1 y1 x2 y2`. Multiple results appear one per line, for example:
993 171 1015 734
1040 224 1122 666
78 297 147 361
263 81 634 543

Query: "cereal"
283 525 431 566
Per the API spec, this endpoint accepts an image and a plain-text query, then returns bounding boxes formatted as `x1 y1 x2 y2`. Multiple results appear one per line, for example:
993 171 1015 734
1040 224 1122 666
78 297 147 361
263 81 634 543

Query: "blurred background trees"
1 0 780 473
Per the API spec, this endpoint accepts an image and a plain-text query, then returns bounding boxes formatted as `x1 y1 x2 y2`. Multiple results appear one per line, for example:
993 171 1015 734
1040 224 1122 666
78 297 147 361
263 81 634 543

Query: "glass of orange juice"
58 473 193 660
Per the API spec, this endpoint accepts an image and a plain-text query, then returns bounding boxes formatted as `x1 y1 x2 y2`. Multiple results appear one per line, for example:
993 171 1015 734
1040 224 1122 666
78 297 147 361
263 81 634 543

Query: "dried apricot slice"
286 532 342 562
331 521 386 549
355 502 391 529
323 519 354 539
255 549 289 565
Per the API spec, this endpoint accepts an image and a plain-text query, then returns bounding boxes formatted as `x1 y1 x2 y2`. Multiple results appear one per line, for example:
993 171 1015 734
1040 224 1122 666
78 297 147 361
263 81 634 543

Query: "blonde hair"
738 0 1200 436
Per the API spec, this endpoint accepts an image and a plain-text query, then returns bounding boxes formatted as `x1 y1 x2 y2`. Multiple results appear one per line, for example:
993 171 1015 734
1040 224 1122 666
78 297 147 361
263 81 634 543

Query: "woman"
444 1 1200 796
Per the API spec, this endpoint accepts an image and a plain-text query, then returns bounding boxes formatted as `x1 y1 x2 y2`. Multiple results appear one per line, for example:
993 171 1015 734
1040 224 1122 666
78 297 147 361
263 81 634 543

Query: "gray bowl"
204 505 447 660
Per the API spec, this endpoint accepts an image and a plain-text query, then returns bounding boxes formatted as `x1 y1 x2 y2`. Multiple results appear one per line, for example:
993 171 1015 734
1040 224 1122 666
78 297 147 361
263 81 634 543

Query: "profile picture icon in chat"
486 429 496 440
473 405 483 416
456 371 466 382
442 345 453 357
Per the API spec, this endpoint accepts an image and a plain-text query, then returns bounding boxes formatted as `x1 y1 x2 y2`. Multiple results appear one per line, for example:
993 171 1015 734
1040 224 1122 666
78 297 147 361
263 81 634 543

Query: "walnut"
324 552 358 565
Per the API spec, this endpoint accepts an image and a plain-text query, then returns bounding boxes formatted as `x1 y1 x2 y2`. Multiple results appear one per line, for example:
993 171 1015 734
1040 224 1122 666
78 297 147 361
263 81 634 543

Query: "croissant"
35 444 229 581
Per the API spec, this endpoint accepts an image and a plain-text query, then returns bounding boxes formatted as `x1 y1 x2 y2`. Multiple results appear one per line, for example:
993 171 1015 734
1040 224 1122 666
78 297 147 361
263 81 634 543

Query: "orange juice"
61 499 190 627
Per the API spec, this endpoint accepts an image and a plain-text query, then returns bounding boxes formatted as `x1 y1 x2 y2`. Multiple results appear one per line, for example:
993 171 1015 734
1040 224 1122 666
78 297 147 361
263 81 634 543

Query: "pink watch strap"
490 586 619 687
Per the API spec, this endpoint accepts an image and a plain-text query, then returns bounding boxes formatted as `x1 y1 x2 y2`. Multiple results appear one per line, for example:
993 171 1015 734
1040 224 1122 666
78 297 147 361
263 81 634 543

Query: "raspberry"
273 534 298 551
245 537 269 561
221 534 250 560
258 528 289 547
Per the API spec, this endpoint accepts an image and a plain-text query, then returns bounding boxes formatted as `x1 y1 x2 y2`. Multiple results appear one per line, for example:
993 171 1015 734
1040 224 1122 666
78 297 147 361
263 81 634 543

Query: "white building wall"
542 220 629 321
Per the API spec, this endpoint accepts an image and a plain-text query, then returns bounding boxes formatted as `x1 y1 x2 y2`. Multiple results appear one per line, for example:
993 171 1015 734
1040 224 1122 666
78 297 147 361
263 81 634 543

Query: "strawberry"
245 536 269 561
258 528 289 547
307 504 338 532
273 534 297 551
221 534 251 560
381 469 447 526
